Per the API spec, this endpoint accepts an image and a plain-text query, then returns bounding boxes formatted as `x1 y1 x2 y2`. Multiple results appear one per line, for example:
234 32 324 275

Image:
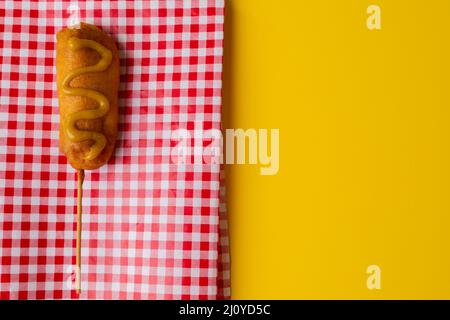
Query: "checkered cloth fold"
0 0 230 299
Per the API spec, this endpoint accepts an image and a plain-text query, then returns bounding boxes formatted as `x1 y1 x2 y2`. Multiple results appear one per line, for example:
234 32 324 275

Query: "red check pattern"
0 0 229 299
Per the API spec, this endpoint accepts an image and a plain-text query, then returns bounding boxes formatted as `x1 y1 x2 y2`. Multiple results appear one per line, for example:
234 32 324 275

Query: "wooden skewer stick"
76 169 84 294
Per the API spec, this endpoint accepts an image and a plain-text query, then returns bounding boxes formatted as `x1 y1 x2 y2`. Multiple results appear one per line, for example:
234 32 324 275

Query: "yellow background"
223 0 450 299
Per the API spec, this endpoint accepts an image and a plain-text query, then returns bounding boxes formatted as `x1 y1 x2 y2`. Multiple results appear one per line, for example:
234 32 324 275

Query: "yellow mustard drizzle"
62 37 112 160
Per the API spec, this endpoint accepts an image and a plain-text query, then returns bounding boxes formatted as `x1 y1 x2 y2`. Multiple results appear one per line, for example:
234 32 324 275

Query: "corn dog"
56 22 119 294
57 23 119 170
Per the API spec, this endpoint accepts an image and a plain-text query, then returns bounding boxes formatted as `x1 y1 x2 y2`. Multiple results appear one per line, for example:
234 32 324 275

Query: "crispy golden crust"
56 23 119 170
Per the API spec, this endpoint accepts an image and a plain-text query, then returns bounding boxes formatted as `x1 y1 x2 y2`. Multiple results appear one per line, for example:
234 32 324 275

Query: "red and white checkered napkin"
0 0 230 299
